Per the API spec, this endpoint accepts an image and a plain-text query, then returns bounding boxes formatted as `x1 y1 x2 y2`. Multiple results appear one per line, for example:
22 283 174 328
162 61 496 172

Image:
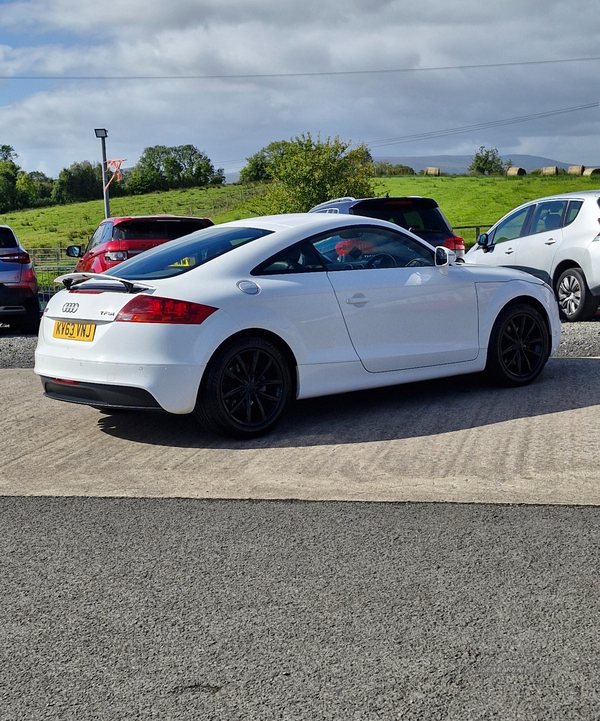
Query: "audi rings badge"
62 302 80 313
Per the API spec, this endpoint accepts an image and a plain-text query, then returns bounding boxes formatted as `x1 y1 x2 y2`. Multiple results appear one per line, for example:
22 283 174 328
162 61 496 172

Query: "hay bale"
425 167 440 176
505 166 526 176
583 167 600 176
568 165 585 175
541 166 558 176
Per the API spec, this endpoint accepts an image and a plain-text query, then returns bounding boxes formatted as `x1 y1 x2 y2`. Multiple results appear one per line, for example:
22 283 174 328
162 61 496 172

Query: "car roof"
309 196 433 212
107 215 210 224
221 212 406 233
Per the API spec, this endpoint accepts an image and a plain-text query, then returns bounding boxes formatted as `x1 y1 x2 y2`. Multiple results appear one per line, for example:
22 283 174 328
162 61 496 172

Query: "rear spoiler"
54 271 154 293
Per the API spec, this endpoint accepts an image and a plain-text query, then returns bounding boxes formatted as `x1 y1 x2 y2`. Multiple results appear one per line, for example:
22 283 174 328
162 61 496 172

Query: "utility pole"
94 128 110 219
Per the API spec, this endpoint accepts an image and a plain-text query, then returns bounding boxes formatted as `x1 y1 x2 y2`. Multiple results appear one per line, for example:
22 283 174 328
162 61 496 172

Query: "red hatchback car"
66 215 214 273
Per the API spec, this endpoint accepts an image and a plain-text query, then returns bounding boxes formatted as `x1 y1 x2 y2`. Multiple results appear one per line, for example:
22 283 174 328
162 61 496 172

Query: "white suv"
466 190 600 321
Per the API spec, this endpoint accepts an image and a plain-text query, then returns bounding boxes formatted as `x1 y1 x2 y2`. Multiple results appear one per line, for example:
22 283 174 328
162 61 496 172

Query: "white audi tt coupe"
35 213 561 438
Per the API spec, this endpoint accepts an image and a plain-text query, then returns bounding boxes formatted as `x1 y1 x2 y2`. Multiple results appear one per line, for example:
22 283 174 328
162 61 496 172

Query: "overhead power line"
366 102 600 148
1 56 600 81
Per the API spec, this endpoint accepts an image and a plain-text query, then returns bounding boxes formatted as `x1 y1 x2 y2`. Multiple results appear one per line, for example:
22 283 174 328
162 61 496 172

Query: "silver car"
466 190 600 321
0 225 39 332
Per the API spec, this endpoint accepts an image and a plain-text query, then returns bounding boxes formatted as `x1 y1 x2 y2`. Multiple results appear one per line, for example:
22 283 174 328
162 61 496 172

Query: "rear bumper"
0 285 38 316
40 376 162 410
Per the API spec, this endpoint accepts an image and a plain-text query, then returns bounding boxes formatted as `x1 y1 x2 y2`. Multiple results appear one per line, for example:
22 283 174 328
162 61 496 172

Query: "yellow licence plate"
53 320 96 342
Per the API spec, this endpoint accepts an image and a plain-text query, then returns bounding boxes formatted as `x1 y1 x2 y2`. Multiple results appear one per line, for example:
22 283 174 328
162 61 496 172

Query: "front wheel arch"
485 302 550 387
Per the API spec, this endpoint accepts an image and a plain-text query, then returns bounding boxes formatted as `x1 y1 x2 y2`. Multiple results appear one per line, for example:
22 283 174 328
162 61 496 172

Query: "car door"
77 222 113 272
510 200 567 283
310 226 480 372
471 205 533 268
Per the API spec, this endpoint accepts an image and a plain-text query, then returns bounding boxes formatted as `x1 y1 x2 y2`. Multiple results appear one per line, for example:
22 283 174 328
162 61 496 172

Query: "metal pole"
99 136 110 219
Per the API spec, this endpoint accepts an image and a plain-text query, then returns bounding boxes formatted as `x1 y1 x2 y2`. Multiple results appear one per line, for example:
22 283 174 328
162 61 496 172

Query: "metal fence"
31 248 78 307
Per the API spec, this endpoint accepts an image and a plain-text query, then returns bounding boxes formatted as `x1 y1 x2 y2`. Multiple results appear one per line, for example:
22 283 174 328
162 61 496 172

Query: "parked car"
465 190 600 321
66 215 213 273
36 213 560 439
0 224 39 333
309 196 466 259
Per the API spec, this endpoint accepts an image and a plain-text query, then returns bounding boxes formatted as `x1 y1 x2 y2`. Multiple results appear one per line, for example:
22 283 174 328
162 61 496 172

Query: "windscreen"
0 227 18 248
104 225 273 280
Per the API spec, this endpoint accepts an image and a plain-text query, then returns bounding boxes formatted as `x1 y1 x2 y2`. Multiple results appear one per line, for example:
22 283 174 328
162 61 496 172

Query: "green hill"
1 175 598 250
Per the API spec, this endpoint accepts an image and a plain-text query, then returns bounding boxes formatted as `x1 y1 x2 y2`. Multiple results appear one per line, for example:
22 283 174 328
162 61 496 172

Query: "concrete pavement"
2 358 600 504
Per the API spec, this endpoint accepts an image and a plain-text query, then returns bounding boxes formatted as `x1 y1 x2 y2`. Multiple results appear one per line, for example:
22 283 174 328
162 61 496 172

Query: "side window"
101 222 113 243
85 225 106 254
565 200 583 227
528 201 567 234
490 207 532 245
254 242 327 275
310 227 434 270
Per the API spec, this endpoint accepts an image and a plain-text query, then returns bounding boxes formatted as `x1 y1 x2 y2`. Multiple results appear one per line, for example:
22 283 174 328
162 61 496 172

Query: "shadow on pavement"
96 357 600 450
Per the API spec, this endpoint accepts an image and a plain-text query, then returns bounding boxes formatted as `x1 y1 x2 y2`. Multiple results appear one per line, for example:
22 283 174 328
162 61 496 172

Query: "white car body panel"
35 213 561 417
328 265 479 372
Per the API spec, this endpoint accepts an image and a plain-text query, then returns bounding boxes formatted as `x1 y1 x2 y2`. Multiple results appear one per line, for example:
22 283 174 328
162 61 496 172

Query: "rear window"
112 219 210 241
0 227 17 248
104 225 273 280
349 199 451 233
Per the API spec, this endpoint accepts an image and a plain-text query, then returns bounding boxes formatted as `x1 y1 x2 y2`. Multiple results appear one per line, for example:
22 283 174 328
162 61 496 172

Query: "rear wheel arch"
203 328 298 396
195 329 298 438
552 260 580 291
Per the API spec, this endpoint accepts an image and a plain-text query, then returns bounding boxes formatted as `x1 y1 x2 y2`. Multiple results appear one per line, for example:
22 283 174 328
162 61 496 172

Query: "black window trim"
251 223 435 276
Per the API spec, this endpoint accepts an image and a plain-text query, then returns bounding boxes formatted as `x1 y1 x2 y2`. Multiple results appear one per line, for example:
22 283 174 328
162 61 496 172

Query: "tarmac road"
2 343 600 719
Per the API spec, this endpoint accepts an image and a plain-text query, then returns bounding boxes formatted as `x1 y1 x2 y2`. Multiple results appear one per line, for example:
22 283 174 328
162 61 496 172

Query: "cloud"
0 0 599 176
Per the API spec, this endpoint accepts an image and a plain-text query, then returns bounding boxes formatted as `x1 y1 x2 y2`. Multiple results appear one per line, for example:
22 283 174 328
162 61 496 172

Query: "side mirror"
477 232 489 249
65 245 82 258
435 246 455 274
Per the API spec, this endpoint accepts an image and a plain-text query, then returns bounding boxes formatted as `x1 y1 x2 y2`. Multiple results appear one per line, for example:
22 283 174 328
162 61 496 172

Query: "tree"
373 160 415 176
0 144 17 162
261 133 374 213
27 171 55 200
51 161 103 204
468 146 505 175
0 159 19 213
127 144 224 194
239 141 290 183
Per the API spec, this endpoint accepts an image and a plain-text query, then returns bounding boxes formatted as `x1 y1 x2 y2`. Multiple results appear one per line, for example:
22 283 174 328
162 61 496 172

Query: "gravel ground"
2 317 600 370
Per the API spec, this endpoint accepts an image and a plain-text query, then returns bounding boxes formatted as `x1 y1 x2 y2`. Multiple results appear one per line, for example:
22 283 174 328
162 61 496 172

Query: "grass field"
1 175 599 250
0 184 265 250
375 175 600 244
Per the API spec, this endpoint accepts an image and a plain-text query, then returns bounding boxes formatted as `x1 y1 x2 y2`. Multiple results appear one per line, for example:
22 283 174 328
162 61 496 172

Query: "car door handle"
504 248 515 254
346 295 369 305
545 238 556 245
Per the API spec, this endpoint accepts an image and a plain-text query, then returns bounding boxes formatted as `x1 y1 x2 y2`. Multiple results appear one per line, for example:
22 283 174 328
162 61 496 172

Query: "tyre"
195 337 293 439
9 300 40 334
485 303 550 387
556 267 598 322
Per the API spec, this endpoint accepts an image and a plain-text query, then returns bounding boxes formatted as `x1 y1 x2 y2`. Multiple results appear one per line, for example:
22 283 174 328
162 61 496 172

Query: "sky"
0 0 599 179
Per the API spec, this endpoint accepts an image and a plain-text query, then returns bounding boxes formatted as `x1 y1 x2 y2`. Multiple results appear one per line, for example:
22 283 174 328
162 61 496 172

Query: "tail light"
105 251 128 262
115 295 218 324
444 236 465 252
21 266 37 282
0 251 31 264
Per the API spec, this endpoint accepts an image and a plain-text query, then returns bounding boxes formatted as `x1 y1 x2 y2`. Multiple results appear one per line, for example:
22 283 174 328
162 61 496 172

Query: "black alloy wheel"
486 304 550 387
196 337 292 438
556 267 598 322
